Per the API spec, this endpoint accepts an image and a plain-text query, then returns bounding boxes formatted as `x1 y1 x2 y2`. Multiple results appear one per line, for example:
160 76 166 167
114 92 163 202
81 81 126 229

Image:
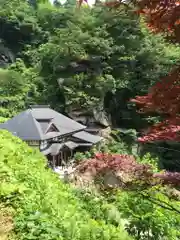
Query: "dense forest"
0 0 180 239
1 0 180 166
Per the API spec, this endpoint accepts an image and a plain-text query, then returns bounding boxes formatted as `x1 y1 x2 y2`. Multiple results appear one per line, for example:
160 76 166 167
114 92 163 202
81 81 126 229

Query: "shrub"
0 116 9 123
114 190 180 240
74 151 92 164
0 130 132 240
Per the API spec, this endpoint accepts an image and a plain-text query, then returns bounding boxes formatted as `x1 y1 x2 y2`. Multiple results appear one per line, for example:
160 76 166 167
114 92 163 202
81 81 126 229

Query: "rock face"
99 126 111 138
93 107 110 128
103 171 120 187
70 166 131 189
0 42 14 68
73 170 95 188
68 106 112 139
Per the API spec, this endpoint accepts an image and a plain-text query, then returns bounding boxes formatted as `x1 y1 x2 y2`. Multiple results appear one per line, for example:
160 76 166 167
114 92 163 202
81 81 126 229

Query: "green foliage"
1 1 180 124
74 151 92 163
0 41 14 67
136 153 159 172
114 189 180 240
0 2 180 239
0 68 24 95
0 0 41 50
72 146 180 240
0 62 40 117
100 139 130 154
111 129 138 154
73 184 180 240
24 4 180 115
74 188 126 227
0 68 25 117
0 116 9 123
91 152 180 240
0 130 132 239
139 142 180 172
98 130 138 156
27 7 117 110
105 16 180 129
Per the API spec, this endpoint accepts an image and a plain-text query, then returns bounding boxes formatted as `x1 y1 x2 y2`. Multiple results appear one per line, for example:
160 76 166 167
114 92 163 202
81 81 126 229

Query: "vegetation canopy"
0 130 132 240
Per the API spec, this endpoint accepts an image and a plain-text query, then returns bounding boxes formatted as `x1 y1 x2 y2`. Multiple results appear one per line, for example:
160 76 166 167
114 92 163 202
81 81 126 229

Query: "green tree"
24 5 180 123
0 0 41 51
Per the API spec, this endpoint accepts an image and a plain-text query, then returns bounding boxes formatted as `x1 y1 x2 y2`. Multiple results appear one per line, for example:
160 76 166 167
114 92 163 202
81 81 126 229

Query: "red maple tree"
136 0 180 41
77 153 180 187
130 0 180 143
131 66 180 142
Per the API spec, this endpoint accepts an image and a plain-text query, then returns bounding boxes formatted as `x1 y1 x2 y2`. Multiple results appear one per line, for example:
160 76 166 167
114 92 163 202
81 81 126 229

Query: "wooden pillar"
64 151 67 166
70 149 73 159
58 154 61 166
52 155 56 169
61 151 64 166
57 154 59 166
60 150 66 168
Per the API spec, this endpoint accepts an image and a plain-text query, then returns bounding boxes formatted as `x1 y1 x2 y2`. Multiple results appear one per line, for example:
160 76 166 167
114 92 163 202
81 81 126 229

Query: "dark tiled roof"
41 141 92 156
41 134 102 156
76 143 92 147
41 147 51 156
41 141 78 156
0 106 86 140
64 141 79 150
41 143 64 156
39 121 49 133
0 111 43 140
73 131 102 144
50 143 64 156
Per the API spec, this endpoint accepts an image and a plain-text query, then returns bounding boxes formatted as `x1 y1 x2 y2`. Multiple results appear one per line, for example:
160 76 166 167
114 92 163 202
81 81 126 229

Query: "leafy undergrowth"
73 187 180 240
0 130 132 240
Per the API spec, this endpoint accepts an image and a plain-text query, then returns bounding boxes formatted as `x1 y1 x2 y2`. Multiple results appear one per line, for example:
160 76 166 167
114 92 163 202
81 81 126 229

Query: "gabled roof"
41 140 93 156
64 141 79 150
73 131 102 144
41 143 64 156
50 143 64 156
0 111 43 140
0 106 86 141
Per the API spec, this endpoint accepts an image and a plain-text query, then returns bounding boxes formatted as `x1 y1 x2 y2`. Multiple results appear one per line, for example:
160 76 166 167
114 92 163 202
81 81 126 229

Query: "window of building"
53 137 59 141
27 141 39 146
47 124 59 133
40 140 48 150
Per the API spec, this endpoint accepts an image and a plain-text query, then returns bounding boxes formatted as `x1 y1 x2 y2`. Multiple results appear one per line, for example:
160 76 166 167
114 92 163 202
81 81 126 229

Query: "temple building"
0 105 102 167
